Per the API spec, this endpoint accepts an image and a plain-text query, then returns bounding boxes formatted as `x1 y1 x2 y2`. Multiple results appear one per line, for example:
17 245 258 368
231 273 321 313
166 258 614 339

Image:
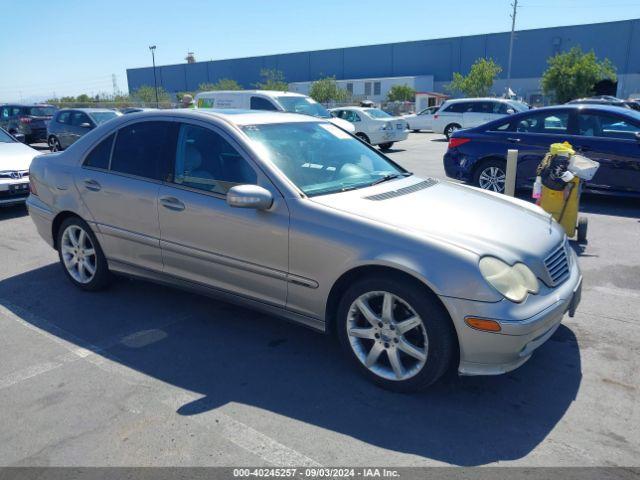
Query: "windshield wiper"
369 172 412 186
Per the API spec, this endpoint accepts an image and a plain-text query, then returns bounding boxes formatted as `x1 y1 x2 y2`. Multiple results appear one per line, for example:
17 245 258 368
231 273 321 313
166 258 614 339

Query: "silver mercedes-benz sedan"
26 109 582 391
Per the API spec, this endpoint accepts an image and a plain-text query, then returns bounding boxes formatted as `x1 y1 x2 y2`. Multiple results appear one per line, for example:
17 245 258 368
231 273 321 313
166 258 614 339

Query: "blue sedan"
443 105 640 196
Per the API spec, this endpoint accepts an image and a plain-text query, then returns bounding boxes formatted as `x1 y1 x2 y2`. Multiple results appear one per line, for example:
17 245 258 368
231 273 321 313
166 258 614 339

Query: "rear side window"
111 121 175 180
71 112 91 127
250 97 278 111
444 102 471 113
83 134 114 170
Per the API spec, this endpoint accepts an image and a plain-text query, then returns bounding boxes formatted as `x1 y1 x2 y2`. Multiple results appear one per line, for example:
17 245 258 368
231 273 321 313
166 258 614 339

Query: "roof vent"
364 178 439 201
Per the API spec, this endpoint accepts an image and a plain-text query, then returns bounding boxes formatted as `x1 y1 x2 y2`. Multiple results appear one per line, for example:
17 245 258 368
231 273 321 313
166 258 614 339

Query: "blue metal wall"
127 19 640 95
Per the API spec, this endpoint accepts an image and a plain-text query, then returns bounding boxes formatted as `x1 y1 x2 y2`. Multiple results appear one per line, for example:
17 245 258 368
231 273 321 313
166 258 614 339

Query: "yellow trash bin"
536 142 591 243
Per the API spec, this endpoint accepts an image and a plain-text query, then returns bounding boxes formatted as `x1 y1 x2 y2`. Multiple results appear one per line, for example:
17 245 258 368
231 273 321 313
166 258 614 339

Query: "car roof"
125 108 324 126
444 97 514 104
196 90 304 97
57 108 119 113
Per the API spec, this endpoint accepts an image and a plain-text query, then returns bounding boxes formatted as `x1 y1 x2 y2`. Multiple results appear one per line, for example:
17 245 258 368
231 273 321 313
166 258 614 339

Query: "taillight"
448 137 471 149
19 116 32 124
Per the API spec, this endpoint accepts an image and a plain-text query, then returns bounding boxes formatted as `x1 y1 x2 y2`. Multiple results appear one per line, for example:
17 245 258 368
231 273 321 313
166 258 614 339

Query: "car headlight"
479 257 539 303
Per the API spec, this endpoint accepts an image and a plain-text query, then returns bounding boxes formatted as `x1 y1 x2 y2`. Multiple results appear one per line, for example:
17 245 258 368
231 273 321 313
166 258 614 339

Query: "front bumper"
0 179 30 206
440 249 582 376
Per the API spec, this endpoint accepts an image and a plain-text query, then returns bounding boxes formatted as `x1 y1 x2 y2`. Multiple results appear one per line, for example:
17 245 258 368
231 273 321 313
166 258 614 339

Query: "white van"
432 98 529 139
194 90 355 132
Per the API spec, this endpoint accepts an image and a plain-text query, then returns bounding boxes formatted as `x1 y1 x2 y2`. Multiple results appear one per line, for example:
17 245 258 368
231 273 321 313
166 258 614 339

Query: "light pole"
149 45 159 108
506 0 518 98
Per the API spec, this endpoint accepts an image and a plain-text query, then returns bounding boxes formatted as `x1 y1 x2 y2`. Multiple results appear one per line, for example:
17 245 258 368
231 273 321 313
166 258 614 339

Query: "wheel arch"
51 211 83 250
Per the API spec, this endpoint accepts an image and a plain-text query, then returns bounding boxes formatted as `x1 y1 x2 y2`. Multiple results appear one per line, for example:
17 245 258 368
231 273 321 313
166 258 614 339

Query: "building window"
374 82 381 96
364 82 372 96
346 83 353 95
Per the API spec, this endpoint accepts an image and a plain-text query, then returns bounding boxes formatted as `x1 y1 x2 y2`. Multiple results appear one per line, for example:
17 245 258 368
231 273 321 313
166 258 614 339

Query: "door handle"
159 196 185 211
83 179 101 191
507 137 521 143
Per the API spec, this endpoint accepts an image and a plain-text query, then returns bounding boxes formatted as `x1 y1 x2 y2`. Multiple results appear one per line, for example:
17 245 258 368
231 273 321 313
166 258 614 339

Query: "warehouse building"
126 19 640 104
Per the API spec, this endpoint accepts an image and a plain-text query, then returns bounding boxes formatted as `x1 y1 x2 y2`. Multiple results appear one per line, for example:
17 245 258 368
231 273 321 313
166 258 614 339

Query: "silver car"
27 109 582 391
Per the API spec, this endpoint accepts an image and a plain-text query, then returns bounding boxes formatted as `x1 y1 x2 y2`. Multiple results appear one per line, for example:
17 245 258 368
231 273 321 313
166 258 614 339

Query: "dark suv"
0 104 58 144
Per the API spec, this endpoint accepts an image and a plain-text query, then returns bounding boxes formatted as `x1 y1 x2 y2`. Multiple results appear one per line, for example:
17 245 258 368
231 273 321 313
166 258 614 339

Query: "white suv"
329 107 408 150
432 98 529 138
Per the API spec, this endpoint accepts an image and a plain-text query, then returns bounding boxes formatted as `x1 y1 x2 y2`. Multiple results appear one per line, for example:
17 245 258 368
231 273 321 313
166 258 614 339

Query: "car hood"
0 142 39 171
311 176 564 263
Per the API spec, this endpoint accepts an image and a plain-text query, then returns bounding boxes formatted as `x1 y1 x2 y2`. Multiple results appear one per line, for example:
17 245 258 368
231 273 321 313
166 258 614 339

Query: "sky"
1 0 639 102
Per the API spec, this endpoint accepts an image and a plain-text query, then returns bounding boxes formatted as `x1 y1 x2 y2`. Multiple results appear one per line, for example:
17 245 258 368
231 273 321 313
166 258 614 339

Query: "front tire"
337 276 456 392
378 142 394 151
57 217 111 291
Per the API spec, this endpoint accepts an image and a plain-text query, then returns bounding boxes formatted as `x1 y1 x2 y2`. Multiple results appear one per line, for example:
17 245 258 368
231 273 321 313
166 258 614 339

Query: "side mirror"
79 122 93 128
226 185 273 210
13 133 26 143
506 108 516 114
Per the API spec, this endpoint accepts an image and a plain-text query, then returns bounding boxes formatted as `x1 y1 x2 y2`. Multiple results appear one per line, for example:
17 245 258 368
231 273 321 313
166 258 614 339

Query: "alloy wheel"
346 291 428 381
478 166 506 193
60 225 97 284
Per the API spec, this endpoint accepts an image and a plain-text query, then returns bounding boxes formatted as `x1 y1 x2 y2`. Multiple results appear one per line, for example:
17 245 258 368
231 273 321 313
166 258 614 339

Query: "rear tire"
378 142 394 151
48 136 62 152
473 159 507 193
355 132 370 144
577 217 588 244
444 123 461 139
336 275 456 392
57 217 111 291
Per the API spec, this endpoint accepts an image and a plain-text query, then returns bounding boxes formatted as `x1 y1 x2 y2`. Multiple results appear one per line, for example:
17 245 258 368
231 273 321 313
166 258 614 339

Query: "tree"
198 79 242 91
447 58 502 97
541 46 617 103
254 69 288 91
387 84 416 102
131 85 170 105
309 76 348 103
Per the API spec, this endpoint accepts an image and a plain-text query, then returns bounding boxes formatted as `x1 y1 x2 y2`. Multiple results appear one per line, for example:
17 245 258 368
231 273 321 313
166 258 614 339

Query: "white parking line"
162 392 322 467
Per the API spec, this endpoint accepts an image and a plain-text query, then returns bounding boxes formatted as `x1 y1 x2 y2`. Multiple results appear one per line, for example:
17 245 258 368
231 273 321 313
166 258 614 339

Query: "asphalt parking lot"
0 133 639 467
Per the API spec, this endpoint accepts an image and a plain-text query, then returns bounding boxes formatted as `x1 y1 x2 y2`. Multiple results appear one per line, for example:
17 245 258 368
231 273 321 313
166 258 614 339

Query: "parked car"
47 108 121 151
432 98 529 139
568 96 640 111
27 109 581 391
443 104 640 196
403 106 439 132
329 107 408 150
120 107 157 114
194 90 355 132
0 128 39 206
0 104 58 144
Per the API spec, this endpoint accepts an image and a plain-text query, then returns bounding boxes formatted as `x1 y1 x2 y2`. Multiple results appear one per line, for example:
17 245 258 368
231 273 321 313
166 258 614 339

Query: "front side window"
0 108 9 119
250 97 278 111
577 113 640 140
83 134 114 169
342 110 361 123
111 121 174 180
516 112 569 134
173 124 256 195
71 112 91 127
243 122 406 197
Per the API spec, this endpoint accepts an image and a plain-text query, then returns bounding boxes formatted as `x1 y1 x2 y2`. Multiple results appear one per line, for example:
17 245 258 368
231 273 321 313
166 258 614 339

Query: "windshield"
243 122 406 196
508 101 529 112
89 111 118 125
0 129 16 143
277 96 331 118
27 106 56 117
364 108 392 119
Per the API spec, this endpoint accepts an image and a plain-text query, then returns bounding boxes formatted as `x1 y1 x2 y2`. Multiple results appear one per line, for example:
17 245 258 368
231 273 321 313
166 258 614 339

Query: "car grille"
544 242 570 286
364 178 439 201
0 170 29 179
